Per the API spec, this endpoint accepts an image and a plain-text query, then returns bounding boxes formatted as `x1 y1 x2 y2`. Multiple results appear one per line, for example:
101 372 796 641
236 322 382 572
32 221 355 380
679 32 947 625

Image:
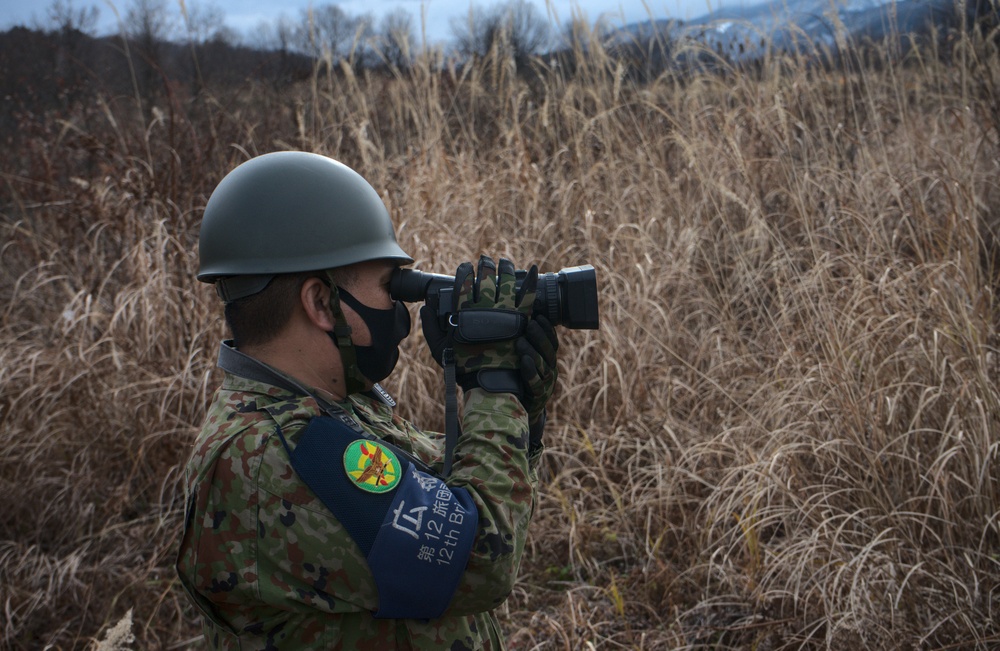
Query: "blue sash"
276 416 478 620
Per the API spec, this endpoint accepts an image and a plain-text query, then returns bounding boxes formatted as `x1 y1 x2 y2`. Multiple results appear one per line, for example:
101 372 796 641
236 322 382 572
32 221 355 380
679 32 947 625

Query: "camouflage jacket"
176 358 541 650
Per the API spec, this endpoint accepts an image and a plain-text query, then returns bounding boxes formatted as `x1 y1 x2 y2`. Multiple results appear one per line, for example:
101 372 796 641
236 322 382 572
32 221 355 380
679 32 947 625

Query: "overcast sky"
0 0 752 44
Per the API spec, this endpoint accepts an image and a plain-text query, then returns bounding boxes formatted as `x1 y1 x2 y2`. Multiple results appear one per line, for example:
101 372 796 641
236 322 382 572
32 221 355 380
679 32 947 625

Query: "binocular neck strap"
442 346 460 478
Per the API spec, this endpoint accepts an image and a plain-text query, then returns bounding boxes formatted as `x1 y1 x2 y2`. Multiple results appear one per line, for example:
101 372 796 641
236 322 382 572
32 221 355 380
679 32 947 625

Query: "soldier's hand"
455 256 535 392
420 255 538 396
517 314 559 434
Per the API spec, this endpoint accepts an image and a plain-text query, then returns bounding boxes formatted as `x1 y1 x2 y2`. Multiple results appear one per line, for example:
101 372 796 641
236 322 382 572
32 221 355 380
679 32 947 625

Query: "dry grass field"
2 22 1000 650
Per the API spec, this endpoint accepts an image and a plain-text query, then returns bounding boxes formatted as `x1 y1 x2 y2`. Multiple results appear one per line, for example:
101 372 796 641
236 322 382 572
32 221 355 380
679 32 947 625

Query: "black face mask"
337 287 411 383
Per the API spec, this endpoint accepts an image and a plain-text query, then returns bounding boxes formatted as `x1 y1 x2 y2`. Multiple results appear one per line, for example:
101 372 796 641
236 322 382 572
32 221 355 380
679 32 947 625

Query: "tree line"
0 0 577 126
2 0 997 133
13 0 564 71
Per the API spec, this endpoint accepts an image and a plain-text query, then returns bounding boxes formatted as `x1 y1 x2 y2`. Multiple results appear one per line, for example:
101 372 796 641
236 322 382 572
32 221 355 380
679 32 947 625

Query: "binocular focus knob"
538 272 561 324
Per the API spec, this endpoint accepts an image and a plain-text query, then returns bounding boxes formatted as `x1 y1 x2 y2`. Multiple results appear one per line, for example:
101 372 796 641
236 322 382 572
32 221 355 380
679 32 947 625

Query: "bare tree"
42 0 99 106
348 12 378 69
245 14 308 86
248 14 296 53
275 14 297 54
126 0 175 44
179 0 225 46
46 0 99 36
451 5 497 59
503 0 551 65
376 8 416 70
179 0 218 92
301 4 358 62
124 0 176 109
451 0 551 71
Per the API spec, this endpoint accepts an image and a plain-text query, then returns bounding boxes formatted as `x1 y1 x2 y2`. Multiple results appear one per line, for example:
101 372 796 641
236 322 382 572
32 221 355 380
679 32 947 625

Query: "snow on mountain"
612 1 964 60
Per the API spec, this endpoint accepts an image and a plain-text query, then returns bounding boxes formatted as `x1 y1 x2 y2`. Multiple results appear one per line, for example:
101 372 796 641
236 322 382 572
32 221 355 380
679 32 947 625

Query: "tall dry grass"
2 20 1000 650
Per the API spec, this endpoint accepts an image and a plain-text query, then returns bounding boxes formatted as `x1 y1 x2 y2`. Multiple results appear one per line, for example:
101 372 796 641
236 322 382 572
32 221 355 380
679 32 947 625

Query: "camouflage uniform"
177 359 541 650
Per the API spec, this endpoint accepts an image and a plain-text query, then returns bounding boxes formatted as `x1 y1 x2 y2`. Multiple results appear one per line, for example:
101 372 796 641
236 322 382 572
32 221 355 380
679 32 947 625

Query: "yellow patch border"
343 440 401 494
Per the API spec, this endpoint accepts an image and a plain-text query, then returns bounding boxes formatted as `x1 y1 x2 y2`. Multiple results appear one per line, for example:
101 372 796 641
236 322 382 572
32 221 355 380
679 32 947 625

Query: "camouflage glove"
421 255 538 395
517 314 559 447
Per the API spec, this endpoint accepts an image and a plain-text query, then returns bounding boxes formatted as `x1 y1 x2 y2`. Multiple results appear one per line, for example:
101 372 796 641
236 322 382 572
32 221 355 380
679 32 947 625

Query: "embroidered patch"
344 440 401 494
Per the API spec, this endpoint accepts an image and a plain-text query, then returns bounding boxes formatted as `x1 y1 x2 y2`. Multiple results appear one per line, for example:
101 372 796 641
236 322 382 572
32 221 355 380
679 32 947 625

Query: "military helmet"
198 151 412 301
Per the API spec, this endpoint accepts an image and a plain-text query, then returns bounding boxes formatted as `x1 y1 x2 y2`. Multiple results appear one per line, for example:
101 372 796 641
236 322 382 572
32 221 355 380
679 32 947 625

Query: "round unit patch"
344 440 401 494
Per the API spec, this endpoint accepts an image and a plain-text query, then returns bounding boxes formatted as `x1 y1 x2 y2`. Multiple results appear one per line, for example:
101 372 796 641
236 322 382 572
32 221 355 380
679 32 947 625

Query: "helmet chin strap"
322 271 370 396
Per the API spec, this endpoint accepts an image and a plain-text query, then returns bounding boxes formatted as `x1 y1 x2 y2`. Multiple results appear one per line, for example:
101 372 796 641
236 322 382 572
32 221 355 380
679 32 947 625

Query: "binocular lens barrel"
390 265 599 330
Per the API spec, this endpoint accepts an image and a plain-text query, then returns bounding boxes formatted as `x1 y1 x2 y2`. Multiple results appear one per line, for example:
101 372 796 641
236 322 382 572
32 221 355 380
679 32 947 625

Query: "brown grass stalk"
2 19 999 650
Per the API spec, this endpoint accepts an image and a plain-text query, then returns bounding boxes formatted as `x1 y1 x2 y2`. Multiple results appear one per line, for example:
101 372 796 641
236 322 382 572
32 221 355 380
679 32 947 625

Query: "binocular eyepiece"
390 265 600 330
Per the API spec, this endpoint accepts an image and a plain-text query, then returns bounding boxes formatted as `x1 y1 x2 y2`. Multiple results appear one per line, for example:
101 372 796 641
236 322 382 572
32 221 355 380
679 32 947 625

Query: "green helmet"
198 151 412 300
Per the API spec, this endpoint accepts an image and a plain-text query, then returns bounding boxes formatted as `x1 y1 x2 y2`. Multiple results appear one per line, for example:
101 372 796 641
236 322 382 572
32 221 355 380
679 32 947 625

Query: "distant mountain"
613 0 969 61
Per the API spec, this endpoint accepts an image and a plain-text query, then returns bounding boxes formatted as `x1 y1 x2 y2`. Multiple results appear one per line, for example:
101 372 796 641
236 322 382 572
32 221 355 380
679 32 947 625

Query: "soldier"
176 151 559 650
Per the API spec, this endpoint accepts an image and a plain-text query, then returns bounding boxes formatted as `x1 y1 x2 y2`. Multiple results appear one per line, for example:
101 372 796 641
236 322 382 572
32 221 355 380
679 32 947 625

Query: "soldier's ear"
301 278 336 331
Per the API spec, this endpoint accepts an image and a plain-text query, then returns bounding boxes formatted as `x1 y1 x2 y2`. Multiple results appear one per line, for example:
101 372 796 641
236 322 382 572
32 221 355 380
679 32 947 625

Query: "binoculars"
390 265 600 330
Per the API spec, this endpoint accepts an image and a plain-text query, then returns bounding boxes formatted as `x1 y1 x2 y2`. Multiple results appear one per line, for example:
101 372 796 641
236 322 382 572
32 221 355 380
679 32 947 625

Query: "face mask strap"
321 271 368 395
